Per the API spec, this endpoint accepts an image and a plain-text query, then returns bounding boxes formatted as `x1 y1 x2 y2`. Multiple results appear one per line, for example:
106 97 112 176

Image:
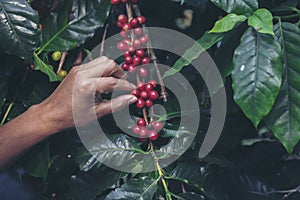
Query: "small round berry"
120 30 128 38
137 16 146 24
133 56 141 66
132 125 141 134
52 51 62 61
134 27 143 36
111 0 120 4
140 91 148 99
145 83 154 91
139 127 148 137
57 70 67 78
141 57 151 64
145 100 153 108
125 56 133 64
140 35 148 44
130 18 139 28
116 21 123 28
137 82 145 90
121 63 129 71
122 23 132 31
131 89 140 97
124 51 131 57
136 98 145 108
117 41 128 51
152 121 163 131
133 39 141 48
148 130 159 141
135 49 145 58
128 65 137 73
149 90 159 100
137 118 146 127
118 14 128 24
138 67 148 77
123 39 131 45
128 46 135 53
149 80 157 88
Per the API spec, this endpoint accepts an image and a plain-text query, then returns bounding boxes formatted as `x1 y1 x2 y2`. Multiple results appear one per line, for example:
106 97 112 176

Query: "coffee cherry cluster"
116 12 149 77
111 0 138 5
112 0 163 142
132 119 163 141
132 81 159 108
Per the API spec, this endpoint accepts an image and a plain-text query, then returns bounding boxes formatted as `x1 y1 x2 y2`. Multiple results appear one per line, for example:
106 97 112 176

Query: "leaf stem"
57 51 68 73
100 23 109 57
0 103 14 126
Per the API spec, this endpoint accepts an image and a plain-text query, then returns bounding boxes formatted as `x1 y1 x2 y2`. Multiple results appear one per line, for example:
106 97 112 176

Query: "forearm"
0 104 55 169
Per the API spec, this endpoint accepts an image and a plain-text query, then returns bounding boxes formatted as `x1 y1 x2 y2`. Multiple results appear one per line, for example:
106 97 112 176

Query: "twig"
133 4 168 102
0 103 14 126
100 23 109 57
56 51 68 73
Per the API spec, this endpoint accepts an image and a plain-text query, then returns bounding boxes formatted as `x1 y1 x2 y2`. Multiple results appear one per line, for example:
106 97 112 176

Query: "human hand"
36 56 137 135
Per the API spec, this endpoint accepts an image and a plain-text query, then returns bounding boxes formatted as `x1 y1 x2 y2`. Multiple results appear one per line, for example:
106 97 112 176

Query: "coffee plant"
1 0 300 199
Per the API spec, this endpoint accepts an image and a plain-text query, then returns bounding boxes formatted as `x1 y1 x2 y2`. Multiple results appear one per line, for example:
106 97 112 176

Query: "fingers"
81 57 125 79
95 95 138 117
94 77 136 94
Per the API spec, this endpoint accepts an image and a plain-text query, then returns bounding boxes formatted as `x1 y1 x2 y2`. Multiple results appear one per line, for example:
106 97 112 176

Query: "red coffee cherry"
137 118 146 127
121 63 129 71
117 41 128 51
130 18 139 28
118 14 128 24
148 130 159 141
122 23 132 31
145 100 153 108
140 91 149 99
116 21 123 28
152 121 163 131
149 90 159 100
133 39 141 48
140 35 148 44
132 125 141 134
149 80 157 88
134 27 143 36
120 30 129 38
128 65 137 73
141 57 151 64
137 16 146 24
125 56 133 64
131 89 140 97
139 127 148 137
135 49 145 58
136 98 145 108
133 56 141 66
111 0 120 4
145 83 154 91
137 82 146 90
128 46 135 53
138 67 148 77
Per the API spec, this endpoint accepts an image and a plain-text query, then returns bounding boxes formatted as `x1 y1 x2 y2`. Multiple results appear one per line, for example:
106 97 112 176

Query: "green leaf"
248 8 274 35
265 22 300 153
210 0 258 15
75 134 152 173
232 27 282 127
69 167 126 200
33 53 62 82
0 0 40 61
105 176 158 200
170 161 204 186
209 14 247 33
22 142 50 181
39 0 111 53
163 32 225 79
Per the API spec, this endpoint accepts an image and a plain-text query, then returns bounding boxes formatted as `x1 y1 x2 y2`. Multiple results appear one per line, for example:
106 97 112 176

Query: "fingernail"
129 95 138 104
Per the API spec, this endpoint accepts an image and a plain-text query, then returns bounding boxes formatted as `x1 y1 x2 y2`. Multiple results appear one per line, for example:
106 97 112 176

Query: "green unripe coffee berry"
52 51 62 61
57 70 67 78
